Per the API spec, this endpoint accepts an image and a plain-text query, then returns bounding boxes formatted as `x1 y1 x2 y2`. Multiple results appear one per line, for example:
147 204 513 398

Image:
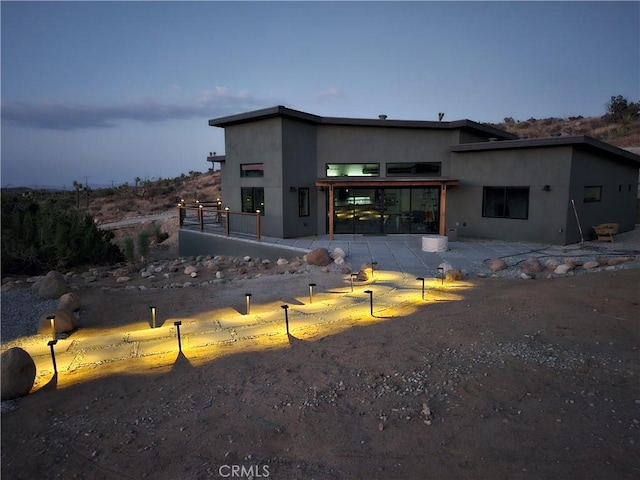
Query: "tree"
72 180 82 208
604 95 639 123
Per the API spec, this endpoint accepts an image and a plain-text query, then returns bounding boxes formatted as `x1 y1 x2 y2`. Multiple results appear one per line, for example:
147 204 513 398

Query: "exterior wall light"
543 185 551 192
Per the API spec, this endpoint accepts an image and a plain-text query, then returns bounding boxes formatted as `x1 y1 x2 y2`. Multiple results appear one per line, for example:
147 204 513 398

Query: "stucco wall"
569 149 638 239
316 126 456 177
281 118 318 237
223 118 284 237
449 147 573 244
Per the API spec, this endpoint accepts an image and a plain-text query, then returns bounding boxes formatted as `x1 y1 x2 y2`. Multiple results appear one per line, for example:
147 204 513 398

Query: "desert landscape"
2 115 639 479
1 258 639 479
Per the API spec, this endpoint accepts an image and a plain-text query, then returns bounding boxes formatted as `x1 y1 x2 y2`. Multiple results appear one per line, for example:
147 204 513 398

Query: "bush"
137 230 150 264
1 197 123 275
123 237 135 265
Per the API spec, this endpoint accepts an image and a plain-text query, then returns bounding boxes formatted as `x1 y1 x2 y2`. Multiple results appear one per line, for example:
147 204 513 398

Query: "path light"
371 262 378 279
245 293 252 315
48 340 58 374
281 305 290 335
308 283 316 304
174 321 183 353
48 315 56 341
416 277 425 300
150 305 157 329
350 273 358 292
437 267 445 286
364 290 374 316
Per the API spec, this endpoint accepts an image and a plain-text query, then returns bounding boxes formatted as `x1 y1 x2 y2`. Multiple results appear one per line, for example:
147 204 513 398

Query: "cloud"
1 87 263 131
315 86 344 102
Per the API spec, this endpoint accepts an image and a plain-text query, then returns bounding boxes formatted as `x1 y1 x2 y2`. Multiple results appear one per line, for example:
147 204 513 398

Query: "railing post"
178 204 184 227
199 204 204 231
225 207 230 236
256 210 261 240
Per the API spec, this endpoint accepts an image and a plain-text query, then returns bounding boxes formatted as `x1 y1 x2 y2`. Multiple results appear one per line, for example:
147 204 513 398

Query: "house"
208 106 640 245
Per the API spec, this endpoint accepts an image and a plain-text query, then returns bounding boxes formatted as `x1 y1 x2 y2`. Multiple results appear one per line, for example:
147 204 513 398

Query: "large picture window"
386 162 441 177
483 187 529 219
326 163 379 177
241 187 264 213
240 163 264 178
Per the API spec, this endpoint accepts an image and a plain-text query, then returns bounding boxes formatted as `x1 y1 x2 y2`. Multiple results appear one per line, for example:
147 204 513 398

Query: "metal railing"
178 201 261 240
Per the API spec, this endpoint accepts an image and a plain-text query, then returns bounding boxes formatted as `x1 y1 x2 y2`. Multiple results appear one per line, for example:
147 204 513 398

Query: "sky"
1 1 638 189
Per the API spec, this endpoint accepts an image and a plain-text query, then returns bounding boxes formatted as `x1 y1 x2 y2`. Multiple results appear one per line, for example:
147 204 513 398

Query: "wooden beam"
439 184 447 236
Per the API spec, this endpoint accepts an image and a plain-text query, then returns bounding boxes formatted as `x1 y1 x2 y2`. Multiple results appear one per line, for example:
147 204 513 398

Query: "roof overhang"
209 105 516 140
315 177 459 188
451 135 640 167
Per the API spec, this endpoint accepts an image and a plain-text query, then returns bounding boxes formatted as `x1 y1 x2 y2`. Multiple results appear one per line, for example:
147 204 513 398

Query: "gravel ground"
1 288 58 343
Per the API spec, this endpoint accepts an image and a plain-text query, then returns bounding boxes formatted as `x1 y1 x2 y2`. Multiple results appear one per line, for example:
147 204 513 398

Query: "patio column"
438 183 447 236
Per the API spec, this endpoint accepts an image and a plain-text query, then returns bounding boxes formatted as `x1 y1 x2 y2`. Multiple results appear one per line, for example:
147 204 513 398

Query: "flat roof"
451 135 640 167
209 105 517 140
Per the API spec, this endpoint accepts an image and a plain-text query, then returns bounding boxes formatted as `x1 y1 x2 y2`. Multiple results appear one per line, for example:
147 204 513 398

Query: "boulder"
38 309 77 335
357 264 374 281
564 257 583 267
554 264 572 275
184 265 198 276
34 270 69 300
112 267 130 278
277 258 289 266
1 348 36 400
438 262 454 274
331 247 346 260
522 257 543 275
486 259 507 272
544 259 560 270
116 276 130 284
58 292 81 312
445 268 464 281
306 248 332 266
583 261 599 270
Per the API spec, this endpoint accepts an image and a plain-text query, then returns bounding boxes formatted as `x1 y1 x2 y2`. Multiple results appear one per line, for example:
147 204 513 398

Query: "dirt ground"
2 266 639 480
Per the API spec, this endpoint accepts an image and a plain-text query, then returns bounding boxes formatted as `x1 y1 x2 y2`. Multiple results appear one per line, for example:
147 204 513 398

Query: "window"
583 186 602 203
241 187 264 213
386 162 441 177
483 187 529 219
326 163 379 177
240 163 264 178
298 188 310 217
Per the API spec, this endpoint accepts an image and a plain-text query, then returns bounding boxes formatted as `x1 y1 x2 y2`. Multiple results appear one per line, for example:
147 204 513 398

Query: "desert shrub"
137 230 150 264
1 196 123 275
122 237 135 265
151 224 169 244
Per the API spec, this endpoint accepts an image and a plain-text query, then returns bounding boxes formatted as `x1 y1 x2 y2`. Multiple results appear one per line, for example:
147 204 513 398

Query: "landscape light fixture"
350 273 359 292
245 293 252 315
47 340 58 374
174 321 183 353
281 305 290 335
150 305 157 329
371 262 378 279
416 277 425 300
364 290 374 316
47 315 56 341
308 283 316 304
437 267 445 286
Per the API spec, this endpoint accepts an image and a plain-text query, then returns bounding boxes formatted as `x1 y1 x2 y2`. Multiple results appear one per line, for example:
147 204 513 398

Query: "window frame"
386 162 442 177
240 163 264 178
326 163 380 177
298 188 310 217
482 186 530 220
583 186 602 203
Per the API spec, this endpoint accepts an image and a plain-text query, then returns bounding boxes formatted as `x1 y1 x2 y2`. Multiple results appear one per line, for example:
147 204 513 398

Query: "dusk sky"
1 1 638 189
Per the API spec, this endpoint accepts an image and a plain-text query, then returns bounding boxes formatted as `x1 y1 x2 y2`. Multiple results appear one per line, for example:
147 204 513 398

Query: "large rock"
486 258 508 272
522 257 543 275
38 309 77 335
306 248 332 266
445 268 464 281
357 263 374 281
1 347 36 400
58 292 81 312
554 264 573 275
34 270 69 300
